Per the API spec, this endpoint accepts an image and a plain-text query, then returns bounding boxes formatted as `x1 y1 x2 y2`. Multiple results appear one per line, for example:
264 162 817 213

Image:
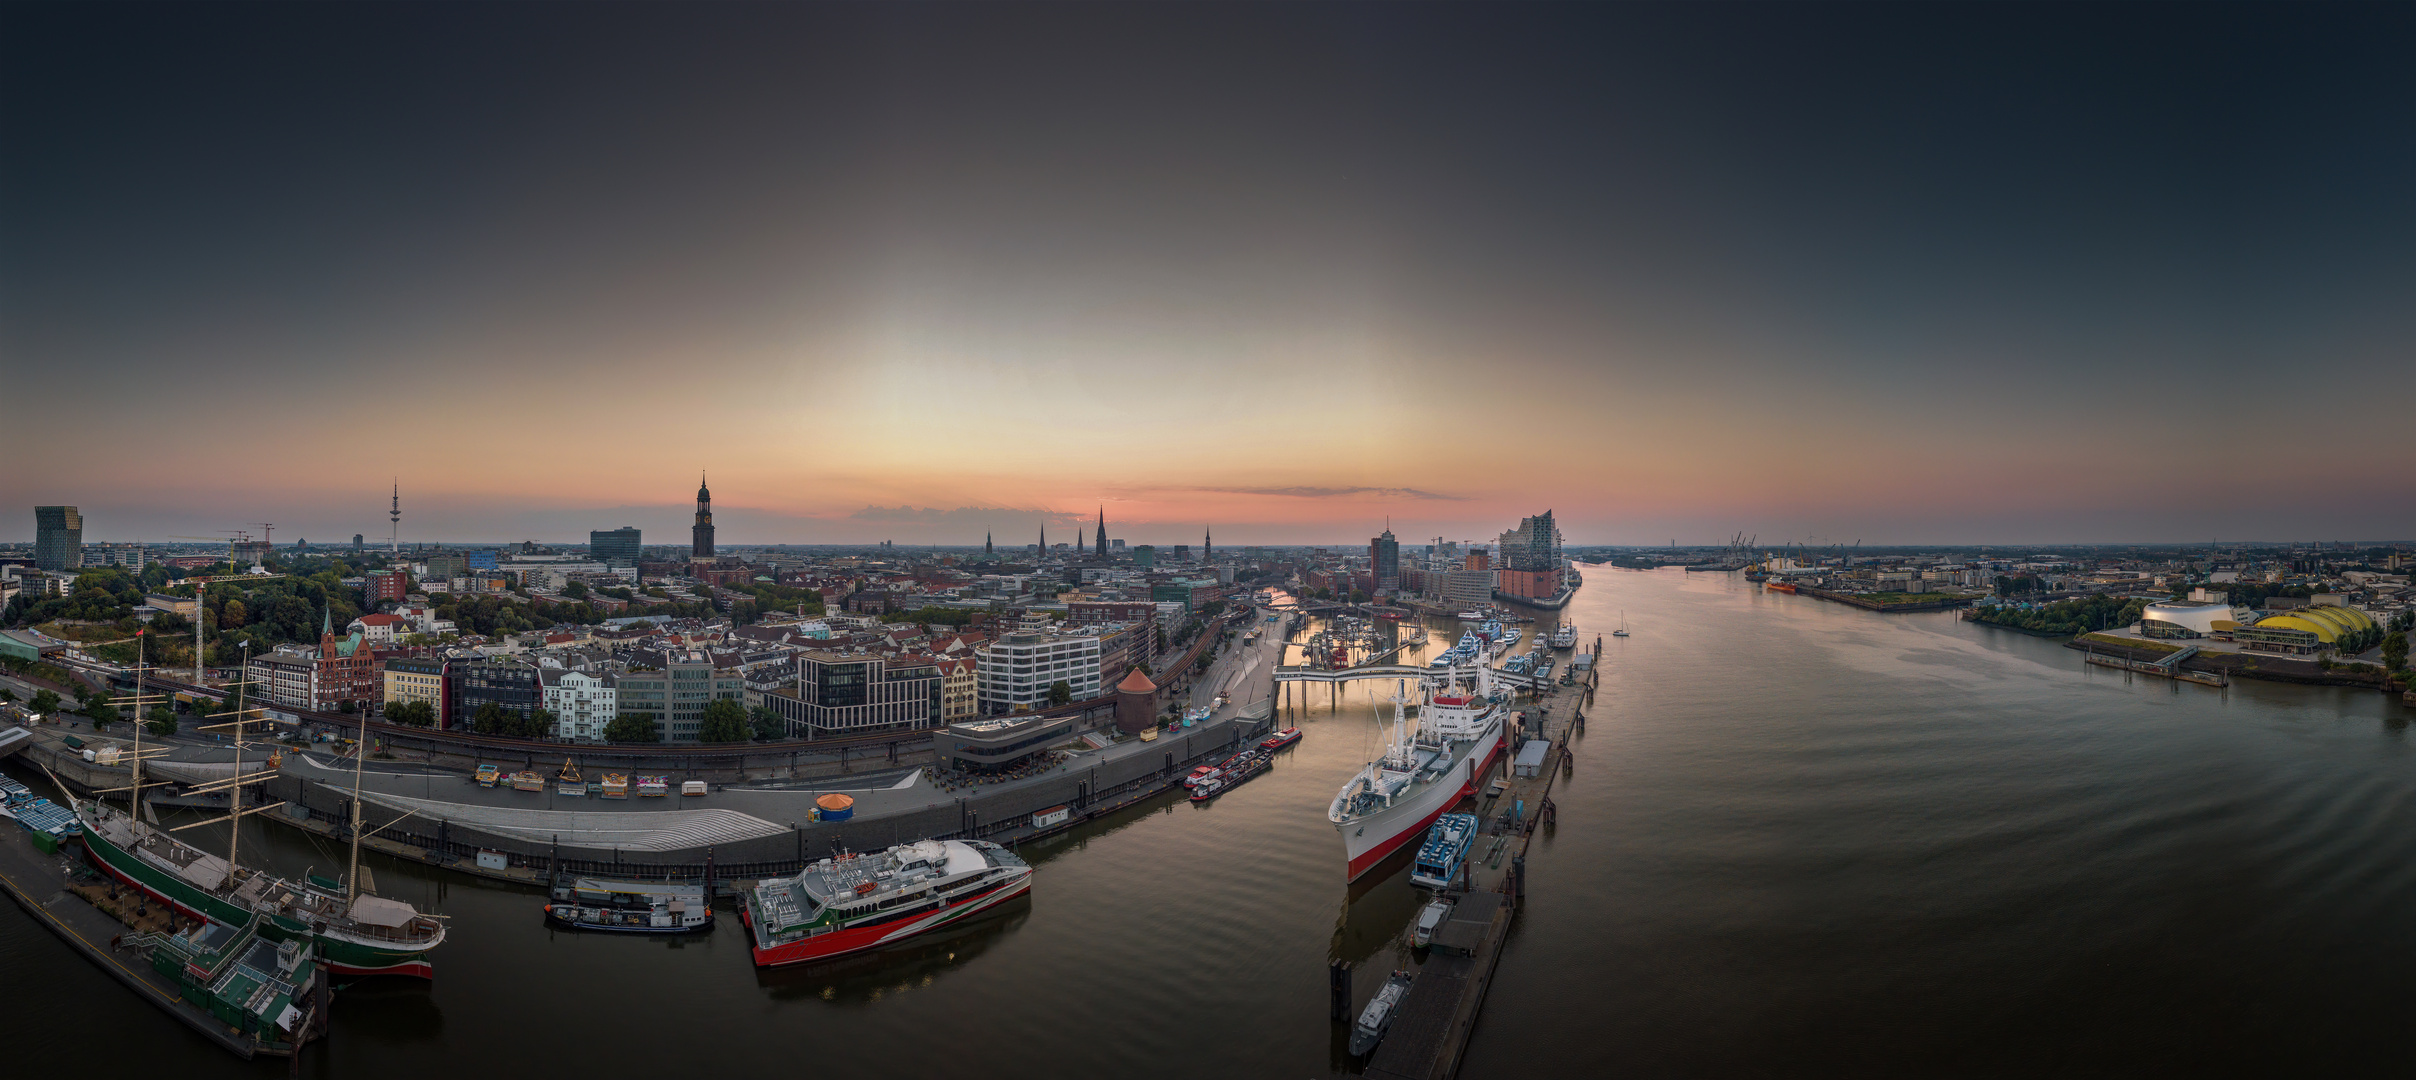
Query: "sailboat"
76 631 447 977
1612 610 1630 637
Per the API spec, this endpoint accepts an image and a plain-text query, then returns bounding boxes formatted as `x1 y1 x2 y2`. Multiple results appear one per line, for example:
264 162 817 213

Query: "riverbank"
1796 585 1976 613
2058 637 2401 692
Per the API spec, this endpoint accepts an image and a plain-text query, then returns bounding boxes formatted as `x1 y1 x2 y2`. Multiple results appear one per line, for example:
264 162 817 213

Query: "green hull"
78 806 438 978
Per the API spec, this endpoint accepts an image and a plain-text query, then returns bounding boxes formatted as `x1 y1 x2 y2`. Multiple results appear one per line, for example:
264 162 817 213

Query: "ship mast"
347 702 367 902
225 642 249 871
129 631 145 813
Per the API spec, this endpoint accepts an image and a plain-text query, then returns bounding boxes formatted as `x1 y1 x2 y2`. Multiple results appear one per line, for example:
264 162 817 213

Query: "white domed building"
2138 600 2249 639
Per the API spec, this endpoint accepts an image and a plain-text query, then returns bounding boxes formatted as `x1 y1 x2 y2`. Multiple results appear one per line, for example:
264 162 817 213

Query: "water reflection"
751 896 1032 1002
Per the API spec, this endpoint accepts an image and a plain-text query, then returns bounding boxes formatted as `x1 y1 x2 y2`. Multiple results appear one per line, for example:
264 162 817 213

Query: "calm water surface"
8 567 2414 1076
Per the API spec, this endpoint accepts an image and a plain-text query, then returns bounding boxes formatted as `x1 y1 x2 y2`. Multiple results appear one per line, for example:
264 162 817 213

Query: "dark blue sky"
4 3 2411 544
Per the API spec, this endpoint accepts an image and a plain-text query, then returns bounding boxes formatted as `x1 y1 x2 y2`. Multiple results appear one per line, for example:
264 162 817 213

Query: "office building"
590 526 642 568
1371 528 1400 593
34 506 81 571
975 630 1102 715
758 651 942 738
618 649 743 742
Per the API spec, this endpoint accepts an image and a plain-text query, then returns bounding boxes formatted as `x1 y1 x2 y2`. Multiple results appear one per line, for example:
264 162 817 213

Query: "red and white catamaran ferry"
740 838 1031 967
1328 672 1507 881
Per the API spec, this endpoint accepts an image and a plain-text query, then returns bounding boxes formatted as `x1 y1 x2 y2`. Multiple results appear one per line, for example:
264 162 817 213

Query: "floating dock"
1361 643 1594 1080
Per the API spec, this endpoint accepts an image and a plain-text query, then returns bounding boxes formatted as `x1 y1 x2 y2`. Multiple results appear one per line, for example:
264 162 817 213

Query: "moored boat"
1188 748 1271 803
1413 898 1453 948
545 877 712 934
78 799 446 978
1349 970 1416 1056
1328 672 1507 881
1260 727 1302 751
1408 812 1478 890
740 839 1031 967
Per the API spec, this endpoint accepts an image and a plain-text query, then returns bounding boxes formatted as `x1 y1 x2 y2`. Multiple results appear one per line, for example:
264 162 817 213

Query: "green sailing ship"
77 628 444 978
79 800 445 977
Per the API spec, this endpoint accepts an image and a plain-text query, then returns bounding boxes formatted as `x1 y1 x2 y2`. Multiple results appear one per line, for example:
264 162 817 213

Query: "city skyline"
6 4 2414 546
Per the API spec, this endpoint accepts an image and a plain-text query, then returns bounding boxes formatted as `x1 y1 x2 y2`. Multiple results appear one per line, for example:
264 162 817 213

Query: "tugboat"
1349 970 1416 1056
740 839 1031 967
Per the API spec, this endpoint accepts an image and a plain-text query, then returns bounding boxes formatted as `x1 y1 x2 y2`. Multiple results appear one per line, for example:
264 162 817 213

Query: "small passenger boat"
1349 970 1416 1056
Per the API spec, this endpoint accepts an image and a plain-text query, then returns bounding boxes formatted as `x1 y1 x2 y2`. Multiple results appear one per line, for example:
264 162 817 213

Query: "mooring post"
1512 854 1526 905
1329 958 1353 1020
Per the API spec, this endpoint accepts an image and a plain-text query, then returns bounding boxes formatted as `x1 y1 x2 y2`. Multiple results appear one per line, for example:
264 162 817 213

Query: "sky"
4 2 2413 548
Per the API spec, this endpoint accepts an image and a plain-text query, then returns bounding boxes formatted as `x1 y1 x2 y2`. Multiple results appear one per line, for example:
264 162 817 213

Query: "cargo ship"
740 839 1031 967
1328 673 1507 881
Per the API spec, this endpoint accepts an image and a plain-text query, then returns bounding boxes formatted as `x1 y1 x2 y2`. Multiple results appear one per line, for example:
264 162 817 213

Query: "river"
6 566 2413 1075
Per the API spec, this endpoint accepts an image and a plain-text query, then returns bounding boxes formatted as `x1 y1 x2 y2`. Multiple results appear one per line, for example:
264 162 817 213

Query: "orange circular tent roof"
1116 668 1157 694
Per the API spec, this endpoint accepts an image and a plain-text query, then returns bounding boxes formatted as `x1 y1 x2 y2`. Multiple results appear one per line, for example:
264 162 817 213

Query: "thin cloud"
1190 486 1470 501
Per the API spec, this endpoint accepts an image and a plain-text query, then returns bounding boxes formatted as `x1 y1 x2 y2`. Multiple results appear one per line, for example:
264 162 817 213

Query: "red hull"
1342 740 1506 881
748 875 1030 968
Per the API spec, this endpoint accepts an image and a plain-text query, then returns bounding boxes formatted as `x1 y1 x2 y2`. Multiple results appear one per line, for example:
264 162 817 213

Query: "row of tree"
1971 595 2151 636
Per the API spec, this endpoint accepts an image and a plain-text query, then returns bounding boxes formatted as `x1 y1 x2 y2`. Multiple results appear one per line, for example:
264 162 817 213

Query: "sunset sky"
5 3 2412 547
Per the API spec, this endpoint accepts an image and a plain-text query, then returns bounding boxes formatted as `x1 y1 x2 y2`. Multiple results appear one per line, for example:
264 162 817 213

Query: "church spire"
1097 505 1108 556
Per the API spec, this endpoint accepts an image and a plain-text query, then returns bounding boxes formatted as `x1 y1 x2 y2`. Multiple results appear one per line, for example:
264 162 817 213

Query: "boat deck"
0 795 311 1059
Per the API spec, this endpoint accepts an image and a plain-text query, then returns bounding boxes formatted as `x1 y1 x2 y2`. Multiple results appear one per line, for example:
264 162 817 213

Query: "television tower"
389 480 401 554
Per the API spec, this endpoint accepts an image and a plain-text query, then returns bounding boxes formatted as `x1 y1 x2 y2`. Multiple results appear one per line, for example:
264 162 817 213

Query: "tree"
563 581 588 601
146 705 177 737
2383 631 2409 673
472 702 509 736
221 599 247 629
697 698 750 743
29 689 60 716
604 713 662 743
747 706 787 741
522 708 559 739
0 688 13 705
1046 680 1073 706
387 701 436 727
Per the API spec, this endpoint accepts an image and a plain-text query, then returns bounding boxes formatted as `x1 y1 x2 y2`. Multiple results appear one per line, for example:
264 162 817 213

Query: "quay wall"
255 715 1268 887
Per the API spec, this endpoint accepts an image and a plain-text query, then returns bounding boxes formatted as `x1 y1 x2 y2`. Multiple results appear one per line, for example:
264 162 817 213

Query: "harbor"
7 567 2415 1077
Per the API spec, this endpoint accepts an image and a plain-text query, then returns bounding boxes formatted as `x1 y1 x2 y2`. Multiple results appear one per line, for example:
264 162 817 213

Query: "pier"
1361 639 1598 1080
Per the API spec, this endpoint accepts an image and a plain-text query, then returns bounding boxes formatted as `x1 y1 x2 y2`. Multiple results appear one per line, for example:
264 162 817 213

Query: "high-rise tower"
389 480 401 554
692 473 716 558
34 506 82 571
